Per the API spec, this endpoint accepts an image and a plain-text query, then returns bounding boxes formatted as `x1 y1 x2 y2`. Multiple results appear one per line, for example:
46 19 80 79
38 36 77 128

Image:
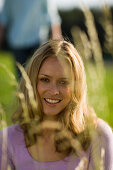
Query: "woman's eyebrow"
59 77 70 80
39 73 70 79
39 74 52 78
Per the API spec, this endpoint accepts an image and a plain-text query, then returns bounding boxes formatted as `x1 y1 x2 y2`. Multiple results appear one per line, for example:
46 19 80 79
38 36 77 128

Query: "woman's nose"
49 83 59 95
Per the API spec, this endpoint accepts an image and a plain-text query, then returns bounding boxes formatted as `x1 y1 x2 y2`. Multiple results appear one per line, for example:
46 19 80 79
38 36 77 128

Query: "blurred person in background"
0 0 62 78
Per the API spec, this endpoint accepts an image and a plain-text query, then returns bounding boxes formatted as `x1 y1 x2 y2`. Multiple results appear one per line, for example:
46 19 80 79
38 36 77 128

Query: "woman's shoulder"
96 118 113 139
91 118 113 155
89 118 113 170
0 124 24 145
0 124 22 135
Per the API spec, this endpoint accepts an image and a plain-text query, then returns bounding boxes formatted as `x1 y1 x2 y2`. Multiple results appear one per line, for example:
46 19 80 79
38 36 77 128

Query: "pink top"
0 119 113 170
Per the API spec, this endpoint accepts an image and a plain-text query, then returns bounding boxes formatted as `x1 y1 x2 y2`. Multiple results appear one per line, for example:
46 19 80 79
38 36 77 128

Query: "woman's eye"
40 78 49 82
59 81 69 85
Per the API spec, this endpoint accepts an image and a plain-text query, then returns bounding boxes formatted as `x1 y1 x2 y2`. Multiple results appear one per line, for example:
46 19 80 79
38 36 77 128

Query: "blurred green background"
0 52 17 125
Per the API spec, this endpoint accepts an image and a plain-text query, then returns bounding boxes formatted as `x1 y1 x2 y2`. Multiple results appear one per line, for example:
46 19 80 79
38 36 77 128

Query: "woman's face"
37 57 73 120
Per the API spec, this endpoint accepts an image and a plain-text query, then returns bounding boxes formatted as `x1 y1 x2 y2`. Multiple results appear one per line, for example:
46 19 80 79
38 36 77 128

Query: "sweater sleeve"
88 119 113 170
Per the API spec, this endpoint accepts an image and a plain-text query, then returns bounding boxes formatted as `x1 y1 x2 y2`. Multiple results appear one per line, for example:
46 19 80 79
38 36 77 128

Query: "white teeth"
45 98 60 104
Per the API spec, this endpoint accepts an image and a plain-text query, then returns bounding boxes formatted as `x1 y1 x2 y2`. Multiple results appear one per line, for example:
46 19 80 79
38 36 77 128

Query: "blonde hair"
12 39 97 152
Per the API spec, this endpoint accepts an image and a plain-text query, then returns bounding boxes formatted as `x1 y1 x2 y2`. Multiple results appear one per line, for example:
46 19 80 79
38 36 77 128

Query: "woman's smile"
44 98 62 105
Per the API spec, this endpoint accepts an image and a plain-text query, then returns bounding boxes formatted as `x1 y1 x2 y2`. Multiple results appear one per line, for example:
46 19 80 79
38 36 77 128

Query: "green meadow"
0 52 17 125
0 51 113 127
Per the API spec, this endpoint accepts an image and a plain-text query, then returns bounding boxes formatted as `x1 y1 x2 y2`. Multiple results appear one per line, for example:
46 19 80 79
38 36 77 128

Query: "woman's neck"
28 129 68 162
38 129 55 144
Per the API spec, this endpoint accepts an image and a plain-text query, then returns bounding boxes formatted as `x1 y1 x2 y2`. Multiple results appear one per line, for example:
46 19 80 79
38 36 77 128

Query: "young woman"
0 39 113 170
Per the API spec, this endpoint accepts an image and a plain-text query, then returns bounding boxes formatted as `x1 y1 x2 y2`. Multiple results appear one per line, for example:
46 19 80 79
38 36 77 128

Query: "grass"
104 64 113 126
86 63 113 127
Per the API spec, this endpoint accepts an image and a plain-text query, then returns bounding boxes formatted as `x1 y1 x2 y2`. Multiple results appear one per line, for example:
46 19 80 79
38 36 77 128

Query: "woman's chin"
43 114 58 121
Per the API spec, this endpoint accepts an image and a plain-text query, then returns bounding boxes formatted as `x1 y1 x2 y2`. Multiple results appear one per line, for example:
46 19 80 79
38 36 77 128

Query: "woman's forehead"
39 57 73 77
42 56 72 67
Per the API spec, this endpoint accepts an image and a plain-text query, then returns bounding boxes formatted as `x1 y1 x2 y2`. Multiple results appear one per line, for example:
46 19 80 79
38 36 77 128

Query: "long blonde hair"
12 39 97 152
